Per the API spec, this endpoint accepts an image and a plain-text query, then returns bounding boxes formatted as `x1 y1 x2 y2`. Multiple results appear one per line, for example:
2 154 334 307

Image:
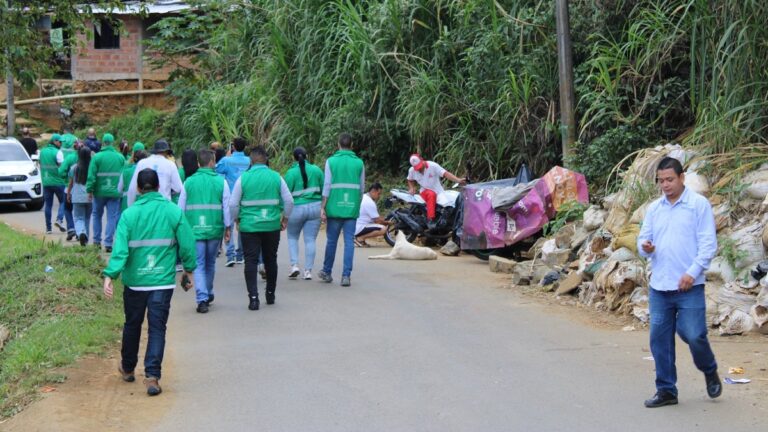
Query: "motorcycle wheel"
469 248 497 261
384 214 418 247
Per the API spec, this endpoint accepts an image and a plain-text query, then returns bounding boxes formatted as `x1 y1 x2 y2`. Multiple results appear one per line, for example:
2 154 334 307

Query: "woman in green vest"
118 143 147 211
283 147 324 280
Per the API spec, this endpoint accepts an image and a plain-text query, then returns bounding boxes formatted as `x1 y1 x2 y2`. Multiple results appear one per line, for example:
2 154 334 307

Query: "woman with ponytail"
283 147 324 280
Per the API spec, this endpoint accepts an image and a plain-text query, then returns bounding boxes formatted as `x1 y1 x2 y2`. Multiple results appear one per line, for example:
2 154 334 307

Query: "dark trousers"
242 230 280 300
121 287 174 379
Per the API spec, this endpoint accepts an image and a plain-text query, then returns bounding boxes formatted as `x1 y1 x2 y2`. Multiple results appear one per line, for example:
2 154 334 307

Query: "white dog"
369 231 438 260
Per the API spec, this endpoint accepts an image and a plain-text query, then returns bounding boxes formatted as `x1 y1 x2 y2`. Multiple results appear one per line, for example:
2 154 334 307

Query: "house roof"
88 1 191 15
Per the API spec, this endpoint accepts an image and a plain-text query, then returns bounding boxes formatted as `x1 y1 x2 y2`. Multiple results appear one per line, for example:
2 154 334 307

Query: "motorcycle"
382 188 463 248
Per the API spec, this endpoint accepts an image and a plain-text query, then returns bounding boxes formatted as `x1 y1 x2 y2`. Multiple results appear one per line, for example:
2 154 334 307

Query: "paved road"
1 204 766 431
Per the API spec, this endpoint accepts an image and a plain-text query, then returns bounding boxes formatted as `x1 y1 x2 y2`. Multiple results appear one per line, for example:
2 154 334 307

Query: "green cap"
102 133 115 144
51 134 62 143
60 134 76 148
132 142 145 153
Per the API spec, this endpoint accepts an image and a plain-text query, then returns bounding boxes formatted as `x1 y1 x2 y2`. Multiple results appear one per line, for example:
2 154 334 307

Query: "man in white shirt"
406 154 466 225
126 140 184 206
354 183 389 247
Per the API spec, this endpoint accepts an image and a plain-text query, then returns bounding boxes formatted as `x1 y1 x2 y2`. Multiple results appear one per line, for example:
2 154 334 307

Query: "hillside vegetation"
143 0 768 187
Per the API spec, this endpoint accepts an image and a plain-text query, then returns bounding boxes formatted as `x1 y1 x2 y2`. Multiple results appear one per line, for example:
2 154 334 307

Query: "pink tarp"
461 166 588 250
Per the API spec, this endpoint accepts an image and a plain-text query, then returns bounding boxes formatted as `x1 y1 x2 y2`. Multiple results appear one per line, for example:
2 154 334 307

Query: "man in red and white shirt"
406 154 466 223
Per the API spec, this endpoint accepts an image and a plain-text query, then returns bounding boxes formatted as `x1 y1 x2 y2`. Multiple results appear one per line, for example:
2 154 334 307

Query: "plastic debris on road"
44 265 54 273
724 377 751 384
728 367 745 374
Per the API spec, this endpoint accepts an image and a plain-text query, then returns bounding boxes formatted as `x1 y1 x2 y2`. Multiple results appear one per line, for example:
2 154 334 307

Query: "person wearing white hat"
406 154 466 226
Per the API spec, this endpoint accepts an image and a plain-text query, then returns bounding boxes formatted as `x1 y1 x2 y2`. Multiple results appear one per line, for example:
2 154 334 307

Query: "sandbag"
440 241 461 256
629 202 650 225
705 257 736 284
726 222 765 269
742 167 768 200
715 283 757 335
684 170 709 196
612 224 640 253
583 205 607 231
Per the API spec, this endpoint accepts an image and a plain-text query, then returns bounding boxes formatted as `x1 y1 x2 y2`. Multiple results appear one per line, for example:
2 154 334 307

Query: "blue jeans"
43 185 70 231
649 285 718 396
226 225 244 261
287 201 322 271
322 218 356 277
72 202 92 238
92 196 121 247
194 239 220 303
121 287 174 379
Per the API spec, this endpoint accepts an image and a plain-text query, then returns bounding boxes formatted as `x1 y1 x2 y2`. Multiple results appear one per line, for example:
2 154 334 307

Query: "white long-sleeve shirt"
126 154 183 206
178 179 232 227
229 176 294 222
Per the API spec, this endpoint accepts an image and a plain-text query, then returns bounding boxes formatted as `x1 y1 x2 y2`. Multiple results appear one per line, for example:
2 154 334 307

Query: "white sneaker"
288 265 300 279
302 270 312 280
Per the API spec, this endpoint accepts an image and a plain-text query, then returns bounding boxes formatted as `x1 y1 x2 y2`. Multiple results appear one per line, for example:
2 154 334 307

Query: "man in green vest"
40 134 72 234
86 133 126 252
178 149 232 314
103 169 196 396
318 133 365 287
230 145 294 310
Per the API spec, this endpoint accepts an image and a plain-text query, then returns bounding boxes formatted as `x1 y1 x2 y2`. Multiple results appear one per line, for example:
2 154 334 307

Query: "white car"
0 137 43 210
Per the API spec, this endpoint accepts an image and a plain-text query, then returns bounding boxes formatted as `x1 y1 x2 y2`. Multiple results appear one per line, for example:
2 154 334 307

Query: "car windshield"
0 143 30 161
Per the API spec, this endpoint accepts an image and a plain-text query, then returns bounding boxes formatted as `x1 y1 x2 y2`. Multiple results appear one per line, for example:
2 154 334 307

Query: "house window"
94 19 120 49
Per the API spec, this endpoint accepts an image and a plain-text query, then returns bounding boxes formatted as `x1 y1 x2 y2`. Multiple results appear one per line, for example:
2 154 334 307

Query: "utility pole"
555 0 576 163
4 0 14 137
6 69 14 137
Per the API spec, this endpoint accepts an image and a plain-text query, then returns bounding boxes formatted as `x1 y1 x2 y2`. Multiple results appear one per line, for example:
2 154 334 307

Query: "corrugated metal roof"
88 1 191 15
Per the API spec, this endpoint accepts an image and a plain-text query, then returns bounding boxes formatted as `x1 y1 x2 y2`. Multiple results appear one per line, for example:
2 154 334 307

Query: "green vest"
86 146 126 198
103 192 197 288
325 149 364 218
284 161 324 205
238 164 283 233
183 168 226 240
172 168 185 204
120 163 137 211
58 151 78 179
40 144 66 186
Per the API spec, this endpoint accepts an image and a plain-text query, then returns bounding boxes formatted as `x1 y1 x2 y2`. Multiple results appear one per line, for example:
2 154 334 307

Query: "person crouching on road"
103 169 197 396
230 145 294 310
637 156 721 408
354 182 389 247
283 146 324 280
178 150 232 314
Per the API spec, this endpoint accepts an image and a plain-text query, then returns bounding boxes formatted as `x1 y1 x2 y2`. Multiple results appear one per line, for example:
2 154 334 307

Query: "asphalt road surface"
1 204 765 431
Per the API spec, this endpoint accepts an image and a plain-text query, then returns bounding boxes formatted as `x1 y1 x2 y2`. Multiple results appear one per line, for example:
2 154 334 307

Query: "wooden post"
137 17 144 106
555 0 576 163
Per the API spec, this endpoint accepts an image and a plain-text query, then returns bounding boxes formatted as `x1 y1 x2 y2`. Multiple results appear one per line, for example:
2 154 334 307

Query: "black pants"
242 230 280 299
121 287 173 379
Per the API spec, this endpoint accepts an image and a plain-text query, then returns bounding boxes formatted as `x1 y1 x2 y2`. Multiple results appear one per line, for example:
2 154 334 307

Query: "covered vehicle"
461 166 588 256
0 137 43 210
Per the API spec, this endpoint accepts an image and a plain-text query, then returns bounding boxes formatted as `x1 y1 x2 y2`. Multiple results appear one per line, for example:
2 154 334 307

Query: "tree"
1 1 127 135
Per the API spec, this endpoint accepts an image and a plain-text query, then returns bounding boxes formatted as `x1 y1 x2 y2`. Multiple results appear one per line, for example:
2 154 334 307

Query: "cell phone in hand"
181 273 192 291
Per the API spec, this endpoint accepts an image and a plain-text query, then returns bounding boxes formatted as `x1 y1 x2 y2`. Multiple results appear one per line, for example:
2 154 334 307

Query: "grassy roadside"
0 223 123 418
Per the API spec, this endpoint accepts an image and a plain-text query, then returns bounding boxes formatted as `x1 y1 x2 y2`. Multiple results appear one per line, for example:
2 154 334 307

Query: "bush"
568 125 651 189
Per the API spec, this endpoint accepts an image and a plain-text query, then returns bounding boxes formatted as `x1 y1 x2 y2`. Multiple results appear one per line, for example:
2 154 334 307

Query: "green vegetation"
542 201 587 236
116 1 768 190
75 108 170 148
0 224 123 418
718 236 748 273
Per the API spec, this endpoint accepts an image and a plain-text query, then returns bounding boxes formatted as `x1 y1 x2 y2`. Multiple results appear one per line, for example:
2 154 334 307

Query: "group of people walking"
95 132 366 396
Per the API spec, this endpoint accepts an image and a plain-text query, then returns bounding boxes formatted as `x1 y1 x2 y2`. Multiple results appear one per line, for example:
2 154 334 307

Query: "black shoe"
105 246 112 253
706 372 722 399
79 233 88 246
248 297 260 310
207 294 214 305
266 292 275 305
644 391 678 408
196 301 209 313
66 231 76 241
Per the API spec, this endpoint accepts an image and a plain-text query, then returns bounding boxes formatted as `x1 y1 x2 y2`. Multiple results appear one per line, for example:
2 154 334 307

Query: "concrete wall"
72 16 178 82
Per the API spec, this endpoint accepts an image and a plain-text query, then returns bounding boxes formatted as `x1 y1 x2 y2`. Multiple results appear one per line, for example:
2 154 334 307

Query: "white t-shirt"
355 193 381 235
126 154 184 206
407 161 447 194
